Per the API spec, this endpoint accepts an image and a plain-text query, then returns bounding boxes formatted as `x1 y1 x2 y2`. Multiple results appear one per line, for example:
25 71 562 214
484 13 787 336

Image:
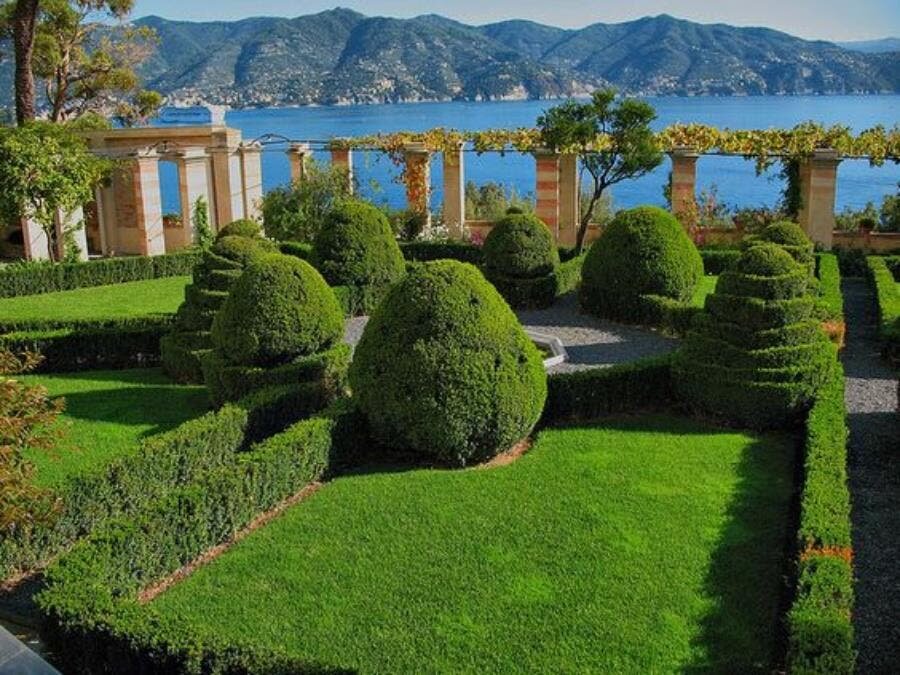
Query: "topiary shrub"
746 220 814 268
350 260 547 466
216 219 262 240
311 199 405 314
674 243 834 428
161 235 278 383
580 205 703 321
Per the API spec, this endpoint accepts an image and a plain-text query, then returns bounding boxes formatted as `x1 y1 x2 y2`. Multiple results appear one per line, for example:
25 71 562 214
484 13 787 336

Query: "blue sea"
155 95 900 216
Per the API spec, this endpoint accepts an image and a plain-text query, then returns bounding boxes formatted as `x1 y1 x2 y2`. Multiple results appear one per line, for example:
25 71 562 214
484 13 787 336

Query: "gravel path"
841 278 900 673
343 293 678 374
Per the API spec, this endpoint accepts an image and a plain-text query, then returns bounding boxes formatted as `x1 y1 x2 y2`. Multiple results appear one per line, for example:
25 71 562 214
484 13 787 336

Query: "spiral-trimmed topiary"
311 199 405 314
674 243 833 428
161 234 277 382
349 260 547 466
745 220 814 268
580 206 703 321
216 219 263 240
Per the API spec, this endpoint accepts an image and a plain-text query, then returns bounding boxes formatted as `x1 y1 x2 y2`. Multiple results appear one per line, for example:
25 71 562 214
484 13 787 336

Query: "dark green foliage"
211 235 278 267
867 256 900 361
543 354 674 423
700 248 741 275
832 247 869 278
211 255 344 369
399 240 483 264
483 213 559 279
279 240 313 261
747 220 814 269
311 199 405 313
814 253 844 322
0 250 199 298
216 218 263 240
636 295 703 336
581 206 703 321
674 243 833 428
350 260 546 466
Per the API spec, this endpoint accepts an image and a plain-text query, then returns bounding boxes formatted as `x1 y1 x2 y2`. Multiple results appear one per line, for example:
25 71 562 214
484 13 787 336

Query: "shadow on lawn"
685 433 798 673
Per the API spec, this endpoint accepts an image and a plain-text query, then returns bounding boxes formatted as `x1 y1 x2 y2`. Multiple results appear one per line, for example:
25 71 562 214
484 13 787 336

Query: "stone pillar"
442 143 465 238
93 182 116 255
558 154 580 248
286 142 312 183
208 143 245 227
668 147 698 219
403 143 431 226
174 148 215 250
534 150 560 238
330 145 354 194
21 218 50 261
112 149 165 256
53 206 88 261
797 149 840 250
239 142 264 222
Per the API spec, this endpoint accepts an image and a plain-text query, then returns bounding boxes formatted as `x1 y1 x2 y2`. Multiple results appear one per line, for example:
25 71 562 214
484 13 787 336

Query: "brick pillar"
239 142 264 222
558 154 580 247
534 149 560 238
442 142 465 239
112 149 164 256
668 147 698 219
403 143 431 227
797 149 840 250
287 142 312 183
208 143 245 227
175 148 215 250
330 145 354 194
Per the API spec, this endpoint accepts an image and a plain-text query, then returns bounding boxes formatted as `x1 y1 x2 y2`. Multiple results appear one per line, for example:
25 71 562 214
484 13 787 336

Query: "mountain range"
4 9 900 109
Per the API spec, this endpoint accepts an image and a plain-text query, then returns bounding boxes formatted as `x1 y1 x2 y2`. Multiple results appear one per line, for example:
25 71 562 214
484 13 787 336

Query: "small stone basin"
525 329 567 369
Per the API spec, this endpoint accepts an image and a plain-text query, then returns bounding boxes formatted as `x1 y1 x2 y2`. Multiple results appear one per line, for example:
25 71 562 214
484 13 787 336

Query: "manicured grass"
691 274 718 307
0 276 189 324
23 368 208 487
153 414 795 672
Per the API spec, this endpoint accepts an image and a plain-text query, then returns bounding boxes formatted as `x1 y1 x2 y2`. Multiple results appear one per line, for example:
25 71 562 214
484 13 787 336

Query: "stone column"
558 154 580 248
208 143 245 227
111 149 165 256
403 143 431 227
534 149 560 238
53 206 88 261
239 142 264 222
330 144 354 194
668 147 698 219
442 142 466 238
174 148 215 250
286 142 312 183
797 149 840 250
21 218 50 261
93 181 116 255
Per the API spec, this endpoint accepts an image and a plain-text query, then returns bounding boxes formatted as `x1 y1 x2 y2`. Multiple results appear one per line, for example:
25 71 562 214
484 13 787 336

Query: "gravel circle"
343 293 678 374
841 278 900 672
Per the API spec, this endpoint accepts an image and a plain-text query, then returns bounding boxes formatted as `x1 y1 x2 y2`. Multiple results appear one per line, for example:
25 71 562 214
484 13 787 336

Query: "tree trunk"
13 0 40 124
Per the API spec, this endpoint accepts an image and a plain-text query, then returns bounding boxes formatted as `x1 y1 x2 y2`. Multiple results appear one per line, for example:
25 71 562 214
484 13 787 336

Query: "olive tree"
537 89 663 253
0 121 109 260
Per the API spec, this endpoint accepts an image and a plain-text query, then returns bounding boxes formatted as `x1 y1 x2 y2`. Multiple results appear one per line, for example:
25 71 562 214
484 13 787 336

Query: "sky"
131 1 900 42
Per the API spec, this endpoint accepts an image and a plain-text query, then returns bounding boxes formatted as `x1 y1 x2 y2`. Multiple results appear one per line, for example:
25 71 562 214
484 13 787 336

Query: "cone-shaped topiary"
211 254 344 368
674 243 834 428
161 234 277 382
580 205 703 321
216 219 262 240
350 260 547 466
311 199 405 314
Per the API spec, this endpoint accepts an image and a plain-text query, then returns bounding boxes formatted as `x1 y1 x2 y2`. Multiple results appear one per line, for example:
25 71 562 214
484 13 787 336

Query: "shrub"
399 240 483 264
311 199 405 313
867 256 900 362
216 219 262 240
483 213 559 279
674 243 833 429
211 235 277 267
700 248 740 275
581 206 703 321
211 254 344 368
748 220 814 268
350 260 546 466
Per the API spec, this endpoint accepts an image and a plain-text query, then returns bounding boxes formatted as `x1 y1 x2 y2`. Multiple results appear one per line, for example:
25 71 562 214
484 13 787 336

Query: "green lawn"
692 275 718 307
23 368 208 488
0 276 189 324
152 414 795 672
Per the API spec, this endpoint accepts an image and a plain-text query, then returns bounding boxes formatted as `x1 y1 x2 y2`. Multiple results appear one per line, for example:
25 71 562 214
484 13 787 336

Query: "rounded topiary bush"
483 212 559 279
211 235 277 267
674 242 833 428
580 205 703 320
211 254 344 367
311 199 405 313
216 219 262 240
746 220 814 267
349 260 547 466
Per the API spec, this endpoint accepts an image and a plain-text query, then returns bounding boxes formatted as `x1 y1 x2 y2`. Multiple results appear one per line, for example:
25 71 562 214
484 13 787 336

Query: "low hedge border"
1 382 332 579
484 254 585 309
0 250 200 298
700 248 741 275
867 256 900 363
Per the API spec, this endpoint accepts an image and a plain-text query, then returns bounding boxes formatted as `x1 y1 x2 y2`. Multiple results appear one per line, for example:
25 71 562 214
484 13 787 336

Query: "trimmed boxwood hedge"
350 260 546 466
399 240 484 264
0 250 199 298
581 206 703 322
700 248 740 275
867 255 900 362
215 219 262 240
